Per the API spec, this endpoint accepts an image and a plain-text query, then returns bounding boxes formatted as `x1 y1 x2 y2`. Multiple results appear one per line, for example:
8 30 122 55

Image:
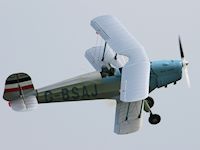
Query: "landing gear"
149 114 161 125
144 97 161 125
144 97 154 112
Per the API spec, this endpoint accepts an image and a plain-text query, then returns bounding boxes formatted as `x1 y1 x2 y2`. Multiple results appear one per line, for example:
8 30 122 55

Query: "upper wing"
91 15 150 102
114 99 144 134
85 46 127 72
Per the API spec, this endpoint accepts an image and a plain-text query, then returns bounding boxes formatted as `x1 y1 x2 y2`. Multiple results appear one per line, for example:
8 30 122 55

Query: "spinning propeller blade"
179 36 191 88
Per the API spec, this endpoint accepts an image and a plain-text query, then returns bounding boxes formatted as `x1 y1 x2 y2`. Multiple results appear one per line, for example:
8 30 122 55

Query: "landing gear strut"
144 97 154 112
144 97 161 125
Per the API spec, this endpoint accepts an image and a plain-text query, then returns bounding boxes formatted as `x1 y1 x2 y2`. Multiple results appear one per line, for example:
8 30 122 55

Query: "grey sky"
0 0 199 149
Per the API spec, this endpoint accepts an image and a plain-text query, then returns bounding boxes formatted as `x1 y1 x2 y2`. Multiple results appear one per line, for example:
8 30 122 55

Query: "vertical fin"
3 73 35 101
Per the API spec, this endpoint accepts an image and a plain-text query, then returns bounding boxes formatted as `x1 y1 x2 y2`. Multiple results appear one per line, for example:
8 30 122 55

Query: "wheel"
144 97 154 112
149 114 161 125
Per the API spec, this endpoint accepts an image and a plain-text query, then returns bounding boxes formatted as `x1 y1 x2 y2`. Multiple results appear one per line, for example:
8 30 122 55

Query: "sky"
0 0 200 149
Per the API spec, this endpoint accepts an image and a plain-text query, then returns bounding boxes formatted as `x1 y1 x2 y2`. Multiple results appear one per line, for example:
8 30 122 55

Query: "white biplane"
3 15 190 134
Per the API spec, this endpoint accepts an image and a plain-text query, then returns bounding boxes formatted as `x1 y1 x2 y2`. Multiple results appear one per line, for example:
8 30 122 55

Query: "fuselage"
37 60 183 103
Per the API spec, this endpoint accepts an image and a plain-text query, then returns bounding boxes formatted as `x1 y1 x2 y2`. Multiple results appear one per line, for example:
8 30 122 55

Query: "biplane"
3 15 190 134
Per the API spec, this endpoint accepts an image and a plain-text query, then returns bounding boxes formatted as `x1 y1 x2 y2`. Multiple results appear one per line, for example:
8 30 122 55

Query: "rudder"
3 73 35 101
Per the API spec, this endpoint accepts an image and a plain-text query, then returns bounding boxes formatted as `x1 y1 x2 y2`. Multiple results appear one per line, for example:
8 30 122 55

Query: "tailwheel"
149 114 161 125
144 97 154 112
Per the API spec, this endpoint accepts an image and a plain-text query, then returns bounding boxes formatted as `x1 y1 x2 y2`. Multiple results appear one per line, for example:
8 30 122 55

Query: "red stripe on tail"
4 85 34 93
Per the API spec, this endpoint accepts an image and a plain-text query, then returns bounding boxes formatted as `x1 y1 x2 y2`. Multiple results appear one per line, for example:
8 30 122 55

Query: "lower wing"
114 98 144 134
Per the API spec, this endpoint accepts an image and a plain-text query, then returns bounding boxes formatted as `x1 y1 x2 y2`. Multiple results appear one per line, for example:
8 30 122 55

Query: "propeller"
178 36 191 88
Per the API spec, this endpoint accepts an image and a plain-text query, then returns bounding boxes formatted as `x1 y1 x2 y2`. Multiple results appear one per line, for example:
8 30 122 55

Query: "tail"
3 73 38 111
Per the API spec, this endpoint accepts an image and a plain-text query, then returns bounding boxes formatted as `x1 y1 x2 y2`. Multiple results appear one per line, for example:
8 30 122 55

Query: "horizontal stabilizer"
9 96 38 111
